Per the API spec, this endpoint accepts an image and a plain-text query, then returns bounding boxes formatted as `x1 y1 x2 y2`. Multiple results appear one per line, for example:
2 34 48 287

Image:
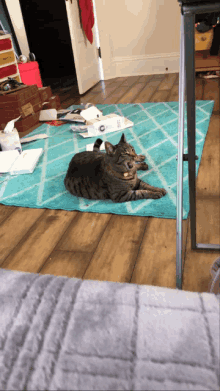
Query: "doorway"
19 0 78 91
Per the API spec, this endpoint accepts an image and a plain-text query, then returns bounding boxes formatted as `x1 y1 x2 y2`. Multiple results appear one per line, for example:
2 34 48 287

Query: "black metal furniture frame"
176 1 220 289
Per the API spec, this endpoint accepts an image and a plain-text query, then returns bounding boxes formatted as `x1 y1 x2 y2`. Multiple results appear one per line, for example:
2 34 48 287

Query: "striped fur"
93 138 103 151
64 133 167 203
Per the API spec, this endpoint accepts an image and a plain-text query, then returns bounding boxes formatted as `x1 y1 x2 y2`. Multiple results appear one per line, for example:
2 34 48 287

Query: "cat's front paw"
152 191 164 199
137 154 146 162
140 162 148 171
160 188 167 196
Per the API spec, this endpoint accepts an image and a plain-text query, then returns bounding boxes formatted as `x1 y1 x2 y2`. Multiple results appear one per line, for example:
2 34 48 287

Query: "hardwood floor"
0 73 219 292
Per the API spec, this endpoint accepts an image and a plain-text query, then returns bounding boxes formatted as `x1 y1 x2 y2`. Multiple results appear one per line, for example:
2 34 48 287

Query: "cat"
64 133 167 203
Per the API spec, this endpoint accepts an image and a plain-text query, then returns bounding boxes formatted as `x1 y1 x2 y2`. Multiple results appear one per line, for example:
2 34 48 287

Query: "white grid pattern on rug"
0 101 214 219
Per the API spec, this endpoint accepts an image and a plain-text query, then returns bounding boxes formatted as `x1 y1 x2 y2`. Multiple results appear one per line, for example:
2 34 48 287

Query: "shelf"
195 51 220 72
0 72 21 82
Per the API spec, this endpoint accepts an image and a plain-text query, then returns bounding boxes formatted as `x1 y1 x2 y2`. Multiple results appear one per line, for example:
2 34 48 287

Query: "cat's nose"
127 162 133 169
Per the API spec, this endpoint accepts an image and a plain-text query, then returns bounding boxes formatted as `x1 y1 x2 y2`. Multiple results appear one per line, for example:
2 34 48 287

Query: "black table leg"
184 13 197 250
176 2 220 289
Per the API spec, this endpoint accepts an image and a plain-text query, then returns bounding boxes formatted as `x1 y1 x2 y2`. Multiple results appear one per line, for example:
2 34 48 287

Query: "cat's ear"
120 133 126 144
105 141 115 156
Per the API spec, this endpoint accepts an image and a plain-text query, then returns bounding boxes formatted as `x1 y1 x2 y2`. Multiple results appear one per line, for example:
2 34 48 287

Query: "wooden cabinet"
0 34 21 84
195 51 220 72
195 28 220 72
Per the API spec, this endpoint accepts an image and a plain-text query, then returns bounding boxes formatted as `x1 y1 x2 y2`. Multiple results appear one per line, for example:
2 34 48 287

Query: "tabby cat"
64 133 167 202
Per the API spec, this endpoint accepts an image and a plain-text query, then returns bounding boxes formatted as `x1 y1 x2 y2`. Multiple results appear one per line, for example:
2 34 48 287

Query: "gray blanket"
0 268 219 391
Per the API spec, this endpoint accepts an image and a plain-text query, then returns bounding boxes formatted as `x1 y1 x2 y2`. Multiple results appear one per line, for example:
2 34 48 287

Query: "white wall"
95 0 181 79
5 0 29 56
5 0 181 80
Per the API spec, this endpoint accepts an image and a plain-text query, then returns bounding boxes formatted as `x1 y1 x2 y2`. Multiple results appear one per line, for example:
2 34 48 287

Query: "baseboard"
105 52 180 79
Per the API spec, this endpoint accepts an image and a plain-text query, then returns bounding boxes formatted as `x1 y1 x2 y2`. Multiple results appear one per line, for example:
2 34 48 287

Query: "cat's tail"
93 138 103 151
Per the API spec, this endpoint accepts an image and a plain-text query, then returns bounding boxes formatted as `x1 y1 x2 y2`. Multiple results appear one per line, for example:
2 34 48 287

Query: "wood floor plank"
149 90 170 103
195 77 204 100
119 77 153 104
0 204 16 225
62 96 81 109
182 113 220 292
77 94 100 106
90 80 112 92
58 87 79 105
183 248 220 293
81 80 118 100
157 73 177 91
0 207 45 265
104 86 138 105
151 74 167 81
112 77 131 85
83 215 147 283
1 209 77 272
196 115 220 195
138 75 154 83
57 212 112 253
57 85 79 103
166 75 204 102
167 84 179 102
102 77 142 105
39 250 91 278
89 79 128 104
81 82 111 101
97 77 143 105
131 218 188 289
119 76 141 87
183 204 220 293
196 195 220 245
174 74 179 85
134 77 166 103
203 78 220 112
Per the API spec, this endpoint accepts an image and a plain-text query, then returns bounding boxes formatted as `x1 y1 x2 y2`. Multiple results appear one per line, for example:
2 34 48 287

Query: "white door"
65 0 101 94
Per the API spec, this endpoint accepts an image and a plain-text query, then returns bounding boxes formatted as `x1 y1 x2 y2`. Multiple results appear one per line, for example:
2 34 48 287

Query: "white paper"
87 115 124 137
10 148 43 175
21 134 49 144
39 109 57 121
0 150 20 173
0 128 22 152
71 126 87 133
79 117 134 138
86 142 105 151
61 113 85 123
57 109 71 115
80 106 102 120
4 116 21 134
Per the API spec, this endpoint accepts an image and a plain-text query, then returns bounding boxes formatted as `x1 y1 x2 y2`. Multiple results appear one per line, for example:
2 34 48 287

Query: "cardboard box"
38 86 52 103
12 112 40 133
43 95 61 110
0 85 42 130
0 95 42 121
87 114 125 136
0 85 38 102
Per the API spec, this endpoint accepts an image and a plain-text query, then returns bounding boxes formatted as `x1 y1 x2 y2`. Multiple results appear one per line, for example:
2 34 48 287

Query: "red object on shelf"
0 63 17 79
18 61 43 88
0 38 12 51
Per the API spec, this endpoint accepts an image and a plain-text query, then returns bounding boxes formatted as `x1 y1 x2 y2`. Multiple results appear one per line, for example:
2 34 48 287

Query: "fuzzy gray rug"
0 268 219 391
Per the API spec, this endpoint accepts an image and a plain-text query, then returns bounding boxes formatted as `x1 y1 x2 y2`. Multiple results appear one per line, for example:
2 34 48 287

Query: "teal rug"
0 101 214 219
